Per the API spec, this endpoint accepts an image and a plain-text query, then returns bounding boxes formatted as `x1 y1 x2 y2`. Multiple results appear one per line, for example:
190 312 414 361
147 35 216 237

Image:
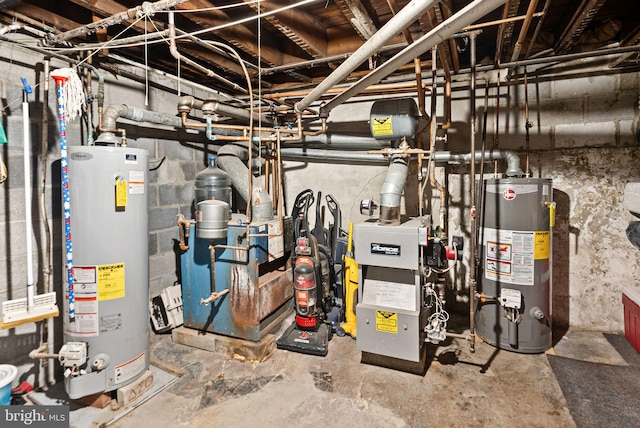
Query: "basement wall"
0 43 638 385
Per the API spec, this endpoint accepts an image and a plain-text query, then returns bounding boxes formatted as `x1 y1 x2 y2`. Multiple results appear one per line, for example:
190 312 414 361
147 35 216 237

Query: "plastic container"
195 155 232 214
0 364 17 405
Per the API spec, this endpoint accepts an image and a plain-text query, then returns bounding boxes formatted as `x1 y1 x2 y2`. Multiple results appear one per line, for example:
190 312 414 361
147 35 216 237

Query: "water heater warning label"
483 228 535 286
98 263 125 300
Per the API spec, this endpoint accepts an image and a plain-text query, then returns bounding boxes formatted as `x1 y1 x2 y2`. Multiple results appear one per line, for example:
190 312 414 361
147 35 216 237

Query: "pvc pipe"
321 0 508 115
294 0 442 113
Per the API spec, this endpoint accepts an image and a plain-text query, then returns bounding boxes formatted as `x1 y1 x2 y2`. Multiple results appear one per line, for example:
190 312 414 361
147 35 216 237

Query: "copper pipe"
176 214 193 251
509 0 541 64
262 81 431 100
463 12 543 32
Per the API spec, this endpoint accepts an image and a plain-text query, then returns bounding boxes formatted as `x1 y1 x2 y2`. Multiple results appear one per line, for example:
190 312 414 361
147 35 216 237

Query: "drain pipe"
294 0 442 114
320 0 508 116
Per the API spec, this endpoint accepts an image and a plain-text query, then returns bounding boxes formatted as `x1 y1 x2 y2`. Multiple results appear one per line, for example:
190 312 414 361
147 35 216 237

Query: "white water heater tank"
63 145 149 399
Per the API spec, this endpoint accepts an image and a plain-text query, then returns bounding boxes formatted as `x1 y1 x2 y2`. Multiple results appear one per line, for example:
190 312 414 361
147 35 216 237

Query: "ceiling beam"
334 0 378 41
555 0 608 54
245 0 328 58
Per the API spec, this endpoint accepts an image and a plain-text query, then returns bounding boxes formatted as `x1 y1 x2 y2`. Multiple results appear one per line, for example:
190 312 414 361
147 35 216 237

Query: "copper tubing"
463 12 544 32
262 81 431 100
177 214 193 251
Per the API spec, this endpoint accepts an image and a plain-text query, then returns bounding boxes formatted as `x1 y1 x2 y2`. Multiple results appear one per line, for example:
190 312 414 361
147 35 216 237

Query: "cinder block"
149 206 181 231
158 228 180 254
149 252 177 280
619 119 638 146
552 75 615 99
537 98 585 126
554 121 616 148
586 92 637 123
158 141 194 161
158 183 193 206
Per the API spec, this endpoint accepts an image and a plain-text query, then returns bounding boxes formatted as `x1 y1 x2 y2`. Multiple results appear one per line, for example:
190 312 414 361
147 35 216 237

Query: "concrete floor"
104 319 590 428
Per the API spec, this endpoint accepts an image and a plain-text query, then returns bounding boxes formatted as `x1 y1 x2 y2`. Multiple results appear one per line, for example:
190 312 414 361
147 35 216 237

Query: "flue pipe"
294 0 441 114
321 0 508 116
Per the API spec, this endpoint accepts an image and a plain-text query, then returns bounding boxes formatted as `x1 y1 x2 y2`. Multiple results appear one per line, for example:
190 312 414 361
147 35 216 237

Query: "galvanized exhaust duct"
294 0 442 114
380 155 409 225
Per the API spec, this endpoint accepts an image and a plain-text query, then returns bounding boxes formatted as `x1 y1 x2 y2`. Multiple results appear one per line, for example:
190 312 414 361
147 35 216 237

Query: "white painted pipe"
294 0 442 113
322 0 508 114
22 97 34 311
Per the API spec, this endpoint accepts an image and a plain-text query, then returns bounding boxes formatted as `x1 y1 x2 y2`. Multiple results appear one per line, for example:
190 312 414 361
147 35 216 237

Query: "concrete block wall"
0 41 639 388
0 44 211 383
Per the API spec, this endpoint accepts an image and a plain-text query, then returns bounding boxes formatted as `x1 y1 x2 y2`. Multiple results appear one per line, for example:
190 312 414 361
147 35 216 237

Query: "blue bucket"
0 365 17 405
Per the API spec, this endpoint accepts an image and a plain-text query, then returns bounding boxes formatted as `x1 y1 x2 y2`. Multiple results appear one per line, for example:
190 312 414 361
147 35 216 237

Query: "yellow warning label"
98 263 125 300
534 231 550 260
371 117 393 136
376 311 397 334
116 177 128 208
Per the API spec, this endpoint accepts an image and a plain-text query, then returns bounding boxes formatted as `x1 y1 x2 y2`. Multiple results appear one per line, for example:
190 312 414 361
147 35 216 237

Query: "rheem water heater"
475 178 554 353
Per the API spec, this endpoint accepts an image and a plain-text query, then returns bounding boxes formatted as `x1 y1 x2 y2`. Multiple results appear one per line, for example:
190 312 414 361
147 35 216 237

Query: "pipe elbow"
102 104 129 131
503 150 524 177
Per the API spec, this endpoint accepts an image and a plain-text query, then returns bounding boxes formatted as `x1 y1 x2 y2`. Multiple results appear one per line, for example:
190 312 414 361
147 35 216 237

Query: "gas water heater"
475 178 554 353
60 145 149 399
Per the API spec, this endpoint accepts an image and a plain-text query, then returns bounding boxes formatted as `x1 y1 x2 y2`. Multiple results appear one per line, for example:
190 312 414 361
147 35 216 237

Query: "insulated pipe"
179 94 271 124
216 144 261 204
294 0 441 113
278 148 524 175
321 0 508 116
379 155 409 225
98 103 243 143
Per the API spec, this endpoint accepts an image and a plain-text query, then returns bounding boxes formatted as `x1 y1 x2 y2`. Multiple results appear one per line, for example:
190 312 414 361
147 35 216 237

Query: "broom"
1 79 59 329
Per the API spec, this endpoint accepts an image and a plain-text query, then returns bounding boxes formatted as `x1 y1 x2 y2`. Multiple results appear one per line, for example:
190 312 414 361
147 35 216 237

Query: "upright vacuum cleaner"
276 190 334 356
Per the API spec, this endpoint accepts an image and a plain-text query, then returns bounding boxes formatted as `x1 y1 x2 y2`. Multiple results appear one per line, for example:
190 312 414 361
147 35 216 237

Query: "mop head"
49 68 85 123
1 292 59 330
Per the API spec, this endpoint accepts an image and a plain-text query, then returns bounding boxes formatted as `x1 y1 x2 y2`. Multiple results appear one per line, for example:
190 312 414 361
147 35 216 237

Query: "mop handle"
52 75 75 322
21 82 35 311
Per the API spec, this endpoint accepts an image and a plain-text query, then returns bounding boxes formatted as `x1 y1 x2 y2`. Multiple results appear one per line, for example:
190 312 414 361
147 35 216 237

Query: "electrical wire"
424 286 449 334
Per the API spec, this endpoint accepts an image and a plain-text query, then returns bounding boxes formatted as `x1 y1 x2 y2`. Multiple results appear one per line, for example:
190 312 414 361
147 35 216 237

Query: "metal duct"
321 0 508 115
379 156 409 225
294 0 441 114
